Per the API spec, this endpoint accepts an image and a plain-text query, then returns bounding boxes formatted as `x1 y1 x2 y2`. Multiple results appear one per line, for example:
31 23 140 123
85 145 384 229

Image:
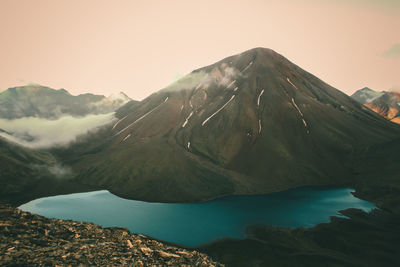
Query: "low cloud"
219 66 241 86
163 71 209 92
162 64 241 93
47 164 73 178
0 113 116 148
383 43 400 58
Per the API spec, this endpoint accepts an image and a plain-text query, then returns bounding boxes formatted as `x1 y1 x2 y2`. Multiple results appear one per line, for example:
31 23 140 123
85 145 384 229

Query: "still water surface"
19 187 375 246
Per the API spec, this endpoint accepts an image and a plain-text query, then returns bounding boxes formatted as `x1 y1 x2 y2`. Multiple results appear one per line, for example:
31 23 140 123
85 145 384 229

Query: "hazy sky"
0 0 399 100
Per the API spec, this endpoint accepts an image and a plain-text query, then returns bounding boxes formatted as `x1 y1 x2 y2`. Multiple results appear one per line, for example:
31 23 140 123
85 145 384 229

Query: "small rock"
157 251 180 258
177 251 193 258
140 246 153 255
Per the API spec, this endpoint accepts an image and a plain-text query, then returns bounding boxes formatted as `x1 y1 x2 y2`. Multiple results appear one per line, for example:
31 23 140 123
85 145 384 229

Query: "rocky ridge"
0 204 223 266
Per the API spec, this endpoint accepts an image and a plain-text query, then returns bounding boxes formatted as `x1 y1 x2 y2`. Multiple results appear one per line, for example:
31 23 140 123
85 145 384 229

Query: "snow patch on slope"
242 61 253 73
257 89 265 107
114 102 163 136
202 95 236 126
182 111 194 128
291 98 309 132
122 133 131 142
112 115 128 130
226 80 236 89
287 78 298 89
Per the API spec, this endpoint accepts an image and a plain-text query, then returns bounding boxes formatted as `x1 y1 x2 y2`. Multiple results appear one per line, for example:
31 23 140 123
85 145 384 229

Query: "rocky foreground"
0 204 223 266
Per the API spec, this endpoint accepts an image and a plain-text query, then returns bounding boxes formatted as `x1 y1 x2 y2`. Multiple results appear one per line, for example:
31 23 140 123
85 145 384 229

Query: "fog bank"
0 113 116 148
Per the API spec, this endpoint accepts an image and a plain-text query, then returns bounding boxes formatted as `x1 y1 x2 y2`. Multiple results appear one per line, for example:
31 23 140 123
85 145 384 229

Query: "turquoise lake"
19 187 375 246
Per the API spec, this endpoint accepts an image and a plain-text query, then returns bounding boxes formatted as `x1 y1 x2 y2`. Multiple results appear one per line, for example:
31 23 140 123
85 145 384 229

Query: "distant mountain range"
350 87 383 104
351 87 400 124
0 85 133 119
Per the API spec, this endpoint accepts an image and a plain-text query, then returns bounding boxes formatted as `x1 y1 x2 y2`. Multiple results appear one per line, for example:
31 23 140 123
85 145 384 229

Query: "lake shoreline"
0 203 224 266
18 186 375 247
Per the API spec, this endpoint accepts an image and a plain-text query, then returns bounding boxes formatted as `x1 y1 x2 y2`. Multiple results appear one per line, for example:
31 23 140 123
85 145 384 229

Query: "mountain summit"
60 47 400 202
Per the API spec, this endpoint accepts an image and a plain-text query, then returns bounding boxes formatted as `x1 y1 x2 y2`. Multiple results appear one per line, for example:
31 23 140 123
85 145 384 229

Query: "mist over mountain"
351 87 383 104
0 113 116 148
0 85 132 119
51 47 400 203
0 85 136 148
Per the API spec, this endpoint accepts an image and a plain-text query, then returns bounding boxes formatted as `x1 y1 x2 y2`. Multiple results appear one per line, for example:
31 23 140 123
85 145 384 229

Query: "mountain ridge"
0 84 134 119
351 87 400 124
365 91 400 124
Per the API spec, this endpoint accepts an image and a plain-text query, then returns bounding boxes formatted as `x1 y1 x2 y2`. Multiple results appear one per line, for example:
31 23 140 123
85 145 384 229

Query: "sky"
0 0 399 100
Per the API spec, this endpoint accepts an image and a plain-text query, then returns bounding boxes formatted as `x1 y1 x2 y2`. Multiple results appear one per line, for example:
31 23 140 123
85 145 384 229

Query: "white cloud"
0 113 116 148
162 71 209 92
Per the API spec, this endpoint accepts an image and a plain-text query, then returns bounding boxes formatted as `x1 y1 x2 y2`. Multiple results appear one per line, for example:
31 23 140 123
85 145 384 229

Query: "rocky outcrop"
0 204 223 266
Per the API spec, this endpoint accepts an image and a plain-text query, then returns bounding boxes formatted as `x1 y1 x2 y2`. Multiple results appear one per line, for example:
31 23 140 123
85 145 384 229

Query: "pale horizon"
1 0 399 100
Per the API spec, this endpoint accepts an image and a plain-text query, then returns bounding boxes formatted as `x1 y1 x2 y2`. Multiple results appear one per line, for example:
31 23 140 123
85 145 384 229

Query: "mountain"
364 91 400 124
0 85 133 119
351 87 383 104
55 47 400 203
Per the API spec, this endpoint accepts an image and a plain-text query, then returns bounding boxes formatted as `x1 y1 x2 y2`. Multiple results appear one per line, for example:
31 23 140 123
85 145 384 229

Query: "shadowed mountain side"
53 48 400 202
199 208 400 267
352 138 400 214
0 137 98 206
198 137 400 266
0 137 55 195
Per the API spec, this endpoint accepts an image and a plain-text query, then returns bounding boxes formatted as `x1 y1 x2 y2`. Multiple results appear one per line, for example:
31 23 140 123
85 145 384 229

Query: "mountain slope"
0 85 133 119
0 137 55 196
365 91 400 124
351 87 383 104
59 48 400 202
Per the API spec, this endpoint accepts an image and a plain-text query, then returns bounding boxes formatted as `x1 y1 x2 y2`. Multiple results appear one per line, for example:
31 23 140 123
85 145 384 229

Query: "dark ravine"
0 204 223 266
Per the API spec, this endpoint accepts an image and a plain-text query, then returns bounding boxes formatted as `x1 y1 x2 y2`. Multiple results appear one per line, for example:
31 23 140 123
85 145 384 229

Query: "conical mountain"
65 48 400 202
